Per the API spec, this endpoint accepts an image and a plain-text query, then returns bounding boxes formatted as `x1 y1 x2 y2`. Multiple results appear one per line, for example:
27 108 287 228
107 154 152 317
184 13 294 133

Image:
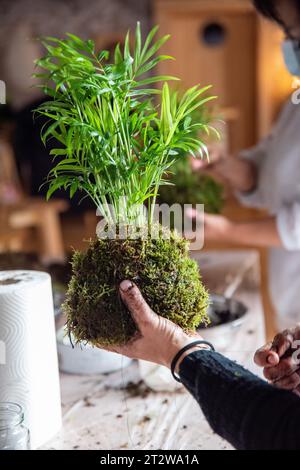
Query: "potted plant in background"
35 24 217 348
159 106 224 215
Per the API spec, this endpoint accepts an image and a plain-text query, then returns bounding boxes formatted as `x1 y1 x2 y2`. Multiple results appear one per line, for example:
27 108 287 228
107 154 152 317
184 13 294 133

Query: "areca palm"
35 23 216 226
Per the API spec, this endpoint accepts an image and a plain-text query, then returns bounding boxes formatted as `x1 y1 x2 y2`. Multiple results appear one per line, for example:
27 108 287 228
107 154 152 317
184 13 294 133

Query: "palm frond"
35 23 217 225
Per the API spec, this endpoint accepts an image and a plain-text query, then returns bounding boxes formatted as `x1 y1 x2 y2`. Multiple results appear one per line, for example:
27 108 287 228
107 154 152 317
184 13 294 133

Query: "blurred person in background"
188 0 300 331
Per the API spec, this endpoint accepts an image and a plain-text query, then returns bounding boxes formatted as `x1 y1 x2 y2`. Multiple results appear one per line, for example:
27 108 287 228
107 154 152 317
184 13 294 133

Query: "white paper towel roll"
0 271 62 449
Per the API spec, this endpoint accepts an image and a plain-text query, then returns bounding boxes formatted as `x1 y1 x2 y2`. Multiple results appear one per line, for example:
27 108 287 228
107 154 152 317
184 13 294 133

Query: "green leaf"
134 22 142 70
141 34 170 64
114 43 123 64
35 25 218 225
136 75 179 86
136 55 174 77
49 149 66 156
46 178 65 200
124 31 132 65
70 180 79 198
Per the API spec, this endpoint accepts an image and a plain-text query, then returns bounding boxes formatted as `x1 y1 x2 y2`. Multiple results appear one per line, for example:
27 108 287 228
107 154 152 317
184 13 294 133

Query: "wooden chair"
0 138 68 262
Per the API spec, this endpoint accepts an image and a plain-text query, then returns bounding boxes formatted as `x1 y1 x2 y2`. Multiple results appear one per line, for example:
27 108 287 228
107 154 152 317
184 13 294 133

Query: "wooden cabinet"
155 0 292 152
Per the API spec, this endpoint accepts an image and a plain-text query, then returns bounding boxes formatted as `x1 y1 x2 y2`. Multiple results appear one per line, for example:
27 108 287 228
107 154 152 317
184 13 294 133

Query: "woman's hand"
254 326 300 395
186 209 233 243
190 144 227 173
101 280 206 371
191 145 257 193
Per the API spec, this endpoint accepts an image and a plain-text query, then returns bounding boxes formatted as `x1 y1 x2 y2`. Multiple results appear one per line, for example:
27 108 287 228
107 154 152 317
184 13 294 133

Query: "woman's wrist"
175 345 212 374
163 337 194 369
164 335 214 374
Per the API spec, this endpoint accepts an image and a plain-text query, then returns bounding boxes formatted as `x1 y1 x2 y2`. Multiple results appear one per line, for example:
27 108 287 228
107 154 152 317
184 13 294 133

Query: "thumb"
119 280 157 330
254 342 280 367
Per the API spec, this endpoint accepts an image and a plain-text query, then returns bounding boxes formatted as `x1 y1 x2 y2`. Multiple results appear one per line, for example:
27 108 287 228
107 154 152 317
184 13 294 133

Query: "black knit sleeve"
179 349 300 450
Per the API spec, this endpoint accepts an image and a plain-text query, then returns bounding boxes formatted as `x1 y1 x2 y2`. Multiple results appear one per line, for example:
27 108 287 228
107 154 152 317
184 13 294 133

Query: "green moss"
159 159 224 214
63 226 209 346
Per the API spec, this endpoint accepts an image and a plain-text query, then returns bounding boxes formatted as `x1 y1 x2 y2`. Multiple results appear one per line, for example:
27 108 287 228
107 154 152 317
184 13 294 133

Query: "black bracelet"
171 340 215 383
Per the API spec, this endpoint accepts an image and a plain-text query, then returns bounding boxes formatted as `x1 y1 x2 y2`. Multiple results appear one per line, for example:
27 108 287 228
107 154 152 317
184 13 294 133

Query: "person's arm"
101 281 300 450
204 201 300 249
185 211 283 248
204 215 283 248
192 151 257 193
198 141 268 211
179 349 300 450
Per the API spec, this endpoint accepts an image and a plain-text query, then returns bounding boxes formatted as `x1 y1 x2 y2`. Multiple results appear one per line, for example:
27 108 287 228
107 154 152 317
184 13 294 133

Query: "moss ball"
159 172 224 214
63 226 209 346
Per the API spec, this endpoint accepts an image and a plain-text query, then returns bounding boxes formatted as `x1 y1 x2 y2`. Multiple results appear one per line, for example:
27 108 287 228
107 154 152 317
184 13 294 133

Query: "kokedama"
160 107 224 214
36 24 217 346
159 159 225 214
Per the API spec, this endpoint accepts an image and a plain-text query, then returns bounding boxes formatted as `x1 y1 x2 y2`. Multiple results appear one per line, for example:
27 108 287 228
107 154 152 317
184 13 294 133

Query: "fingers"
254 342 279 368
255 327 300 393
273 371 300 391
256 329 300 391
254 330 297 368
272 330 294 357
119 280 157 330
263 356 299 382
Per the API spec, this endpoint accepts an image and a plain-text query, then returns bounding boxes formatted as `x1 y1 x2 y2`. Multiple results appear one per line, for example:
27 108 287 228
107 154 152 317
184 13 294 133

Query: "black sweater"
179 349 300 450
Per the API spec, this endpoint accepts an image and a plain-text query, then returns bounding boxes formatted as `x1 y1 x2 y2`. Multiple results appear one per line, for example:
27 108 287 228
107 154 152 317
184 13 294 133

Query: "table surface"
44 250 266 450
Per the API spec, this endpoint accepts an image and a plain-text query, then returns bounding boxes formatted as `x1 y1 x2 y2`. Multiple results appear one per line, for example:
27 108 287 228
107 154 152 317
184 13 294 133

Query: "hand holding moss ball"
101 280 208 370
64 227 209 346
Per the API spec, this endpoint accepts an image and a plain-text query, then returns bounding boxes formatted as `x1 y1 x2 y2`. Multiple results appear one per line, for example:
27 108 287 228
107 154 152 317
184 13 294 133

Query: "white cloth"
237 97 300 330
